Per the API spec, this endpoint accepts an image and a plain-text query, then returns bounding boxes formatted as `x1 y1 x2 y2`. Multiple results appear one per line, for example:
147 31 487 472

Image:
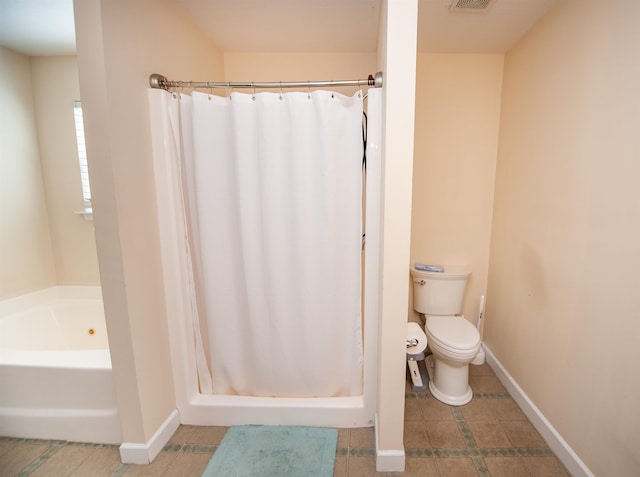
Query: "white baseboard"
374 413 405 472
119 409 180 464
376 449 406 472
483 344 594 477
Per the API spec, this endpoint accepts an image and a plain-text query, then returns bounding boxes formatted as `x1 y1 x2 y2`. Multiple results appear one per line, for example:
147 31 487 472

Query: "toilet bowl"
411 265 480 406
424 314 480 405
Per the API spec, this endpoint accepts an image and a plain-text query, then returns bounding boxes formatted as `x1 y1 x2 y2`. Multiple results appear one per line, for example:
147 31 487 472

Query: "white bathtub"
0 286 121 444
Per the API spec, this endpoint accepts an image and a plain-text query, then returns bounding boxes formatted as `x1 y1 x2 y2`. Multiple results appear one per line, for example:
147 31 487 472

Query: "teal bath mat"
202 425 338 477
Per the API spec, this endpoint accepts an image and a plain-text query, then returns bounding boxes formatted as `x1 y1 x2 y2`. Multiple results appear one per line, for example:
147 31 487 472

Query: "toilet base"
425 355 473 406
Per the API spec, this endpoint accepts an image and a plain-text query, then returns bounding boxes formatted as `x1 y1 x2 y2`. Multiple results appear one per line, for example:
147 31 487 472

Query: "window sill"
74 208 94 222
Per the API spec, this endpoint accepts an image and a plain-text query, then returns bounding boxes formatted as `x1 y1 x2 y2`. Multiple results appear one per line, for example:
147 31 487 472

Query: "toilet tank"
411 266 470 315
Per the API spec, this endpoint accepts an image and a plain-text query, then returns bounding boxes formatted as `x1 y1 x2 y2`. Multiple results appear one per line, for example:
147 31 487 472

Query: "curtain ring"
252 83 256 101
279 81 283 101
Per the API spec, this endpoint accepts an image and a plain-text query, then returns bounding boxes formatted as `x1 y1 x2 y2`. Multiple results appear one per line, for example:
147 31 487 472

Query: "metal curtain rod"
148 72 383 91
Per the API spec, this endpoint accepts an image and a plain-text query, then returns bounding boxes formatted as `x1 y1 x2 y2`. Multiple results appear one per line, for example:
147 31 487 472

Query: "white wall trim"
374 414 405 472
484 344 595 477
119 409 180 464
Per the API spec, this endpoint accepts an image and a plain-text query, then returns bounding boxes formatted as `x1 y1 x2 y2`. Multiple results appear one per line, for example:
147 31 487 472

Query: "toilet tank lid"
411 265 470 279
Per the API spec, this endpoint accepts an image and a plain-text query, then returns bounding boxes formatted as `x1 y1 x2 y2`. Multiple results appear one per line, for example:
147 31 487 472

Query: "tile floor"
0 363 570 476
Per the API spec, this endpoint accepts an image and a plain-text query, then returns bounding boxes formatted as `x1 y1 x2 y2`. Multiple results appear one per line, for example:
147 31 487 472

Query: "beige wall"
74 0 224 444
0 51 100 299
487 1 640 475
0 46 56 299
224 52 377 95
30 56 100 287
411 53 503 324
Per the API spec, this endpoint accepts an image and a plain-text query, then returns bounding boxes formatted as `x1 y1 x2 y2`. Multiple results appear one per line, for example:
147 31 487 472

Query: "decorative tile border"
0 435 218 477
0 436 119 450
403 379 559 476
107 463 128 477
335 447 376 457
405 391 512 400
1 436 124 477
472 455 491 477
472 392 513 399
181 443 217 454
4 380 563 477
455 419 479 449
405 447 555 458
15 442 63 477
161 442 184 452
65 441 121 450
0 436 65 445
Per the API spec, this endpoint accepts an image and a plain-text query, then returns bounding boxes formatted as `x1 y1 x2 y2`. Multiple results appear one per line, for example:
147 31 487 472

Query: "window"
73 101 93 220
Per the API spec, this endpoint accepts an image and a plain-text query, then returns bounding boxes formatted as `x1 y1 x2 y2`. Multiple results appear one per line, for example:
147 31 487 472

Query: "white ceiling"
0 0 76 56
0 0 558 57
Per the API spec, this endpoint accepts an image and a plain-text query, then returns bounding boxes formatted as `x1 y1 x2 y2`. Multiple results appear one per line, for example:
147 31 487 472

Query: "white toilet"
411 265 480 406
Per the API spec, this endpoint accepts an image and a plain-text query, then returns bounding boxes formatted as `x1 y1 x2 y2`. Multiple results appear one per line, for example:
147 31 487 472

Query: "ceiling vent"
449 0 497 13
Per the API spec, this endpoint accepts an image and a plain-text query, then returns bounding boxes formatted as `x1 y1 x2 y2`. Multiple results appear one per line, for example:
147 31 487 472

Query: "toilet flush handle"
413 279 426 286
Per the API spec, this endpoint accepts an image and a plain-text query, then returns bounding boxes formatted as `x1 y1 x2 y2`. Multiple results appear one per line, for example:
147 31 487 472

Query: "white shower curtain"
158 89 364 397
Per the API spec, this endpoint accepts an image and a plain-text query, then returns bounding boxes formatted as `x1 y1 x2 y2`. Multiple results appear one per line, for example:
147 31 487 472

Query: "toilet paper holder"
406 324 428 391
406 338 419 347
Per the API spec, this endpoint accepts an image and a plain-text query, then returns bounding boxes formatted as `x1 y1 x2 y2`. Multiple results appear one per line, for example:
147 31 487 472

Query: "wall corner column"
375 0 418 472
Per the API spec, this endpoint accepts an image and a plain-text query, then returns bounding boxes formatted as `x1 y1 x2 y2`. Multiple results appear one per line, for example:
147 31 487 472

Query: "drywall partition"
0 47 57 299
29 56 101 287
375 0 418 472
411 53 503 325
487 1 640 475
74 0 224 463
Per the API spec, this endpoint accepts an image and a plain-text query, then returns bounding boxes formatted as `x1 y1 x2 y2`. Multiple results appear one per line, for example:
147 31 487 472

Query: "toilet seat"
425 315 480 352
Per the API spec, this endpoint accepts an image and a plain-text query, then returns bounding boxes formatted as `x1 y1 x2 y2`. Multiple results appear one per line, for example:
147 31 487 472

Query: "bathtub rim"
0 286 103 317
0 286 110 368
